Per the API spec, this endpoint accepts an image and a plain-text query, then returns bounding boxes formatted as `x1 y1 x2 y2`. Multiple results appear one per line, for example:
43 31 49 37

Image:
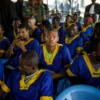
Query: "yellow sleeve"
1 81 11 93
40 96 53 100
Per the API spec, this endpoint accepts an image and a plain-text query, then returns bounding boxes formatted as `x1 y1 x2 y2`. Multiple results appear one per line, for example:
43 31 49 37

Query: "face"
18 28 29 40
73 15 78 21
29 0 36 6
46 31 59 47
14 20 21 29
68 25 78 37
28 20 34 28
38 0 43 5
91 0 96 3
19 58 34 76
66 16 72 23
52 19 59 27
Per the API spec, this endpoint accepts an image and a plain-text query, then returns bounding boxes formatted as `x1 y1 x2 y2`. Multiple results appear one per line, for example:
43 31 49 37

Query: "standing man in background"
84 0 100 22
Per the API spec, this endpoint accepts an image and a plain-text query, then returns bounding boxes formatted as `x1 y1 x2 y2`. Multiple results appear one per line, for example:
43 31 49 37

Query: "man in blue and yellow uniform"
0 51 53 100
81 16 94 53
65 24 83 58
6 24 39 69
66 38 100 87
28 17 41 44
52 16 66 44
36 28 72 79
0 24 10 58
7 18 21 43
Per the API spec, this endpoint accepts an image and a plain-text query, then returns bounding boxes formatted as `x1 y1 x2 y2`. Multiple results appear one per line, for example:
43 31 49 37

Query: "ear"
92 52 96 56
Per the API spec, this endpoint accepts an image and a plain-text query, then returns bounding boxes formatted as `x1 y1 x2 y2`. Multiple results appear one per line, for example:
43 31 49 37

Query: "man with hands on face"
6 24 39 69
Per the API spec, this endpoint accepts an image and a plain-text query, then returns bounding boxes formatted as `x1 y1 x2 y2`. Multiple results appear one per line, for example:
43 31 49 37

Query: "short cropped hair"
18 23 30 30
20 50 39 67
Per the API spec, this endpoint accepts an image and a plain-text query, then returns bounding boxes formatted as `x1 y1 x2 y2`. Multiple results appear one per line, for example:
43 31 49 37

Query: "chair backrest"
55 84 100 100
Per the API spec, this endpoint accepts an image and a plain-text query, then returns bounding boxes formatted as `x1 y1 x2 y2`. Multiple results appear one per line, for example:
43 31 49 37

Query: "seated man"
0 50 53 100
6 24 39 69
7 18 21 43
66 38 100 88
28 17 41 44
0 24 10 58
36 28 72 79
64 24 83 59
52 16 66 44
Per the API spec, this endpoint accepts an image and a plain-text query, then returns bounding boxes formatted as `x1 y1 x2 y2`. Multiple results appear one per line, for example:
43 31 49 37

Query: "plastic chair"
55 84 100 100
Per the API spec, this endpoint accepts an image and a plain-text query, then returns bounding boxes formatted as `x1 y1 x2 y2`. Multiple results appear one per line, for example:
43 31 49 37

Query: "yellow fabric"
66 69 76 76
40 96 53 100
13 30 18 39
1 81 11 93
0 36 7 42
0 49 5 53
24 38 34 46
76 47 83 51
56 26 61 30
20 69 45 90
82 25 91 32
65 34 79 44
42 44 62 65
83 55 100 77
64 62 73 68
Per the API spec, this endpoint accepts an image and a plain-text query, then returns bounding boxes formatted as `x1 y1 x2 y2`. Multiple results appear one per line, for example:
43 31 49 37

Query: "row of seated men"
0 14 100 100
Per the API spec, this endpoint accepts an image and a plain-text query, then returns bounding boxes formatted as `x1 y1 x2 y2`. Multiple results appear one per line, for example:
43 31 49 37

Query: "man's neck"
46 45 56 53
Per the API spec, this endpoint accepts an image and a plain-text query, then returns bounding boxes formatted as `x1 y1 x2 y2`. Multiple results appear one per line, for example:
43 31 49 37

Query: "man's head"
41 20 52 31
13 18 21 29
84 17 93 26
52 17 60 28
18 24 30 41
91 0 96 4
28 0 36 6
19 50 39 76
28 17 36 28
46 28 59 47
0 24 4 37
65 15 72 23
68 24 78 37
89 38 100 62
37 0 43 6
73 13 78 22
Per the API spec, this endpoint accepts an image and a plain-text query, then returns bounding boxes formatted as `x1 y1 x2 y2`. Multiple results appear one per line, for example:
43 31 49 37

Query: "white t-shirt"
89 4 95 14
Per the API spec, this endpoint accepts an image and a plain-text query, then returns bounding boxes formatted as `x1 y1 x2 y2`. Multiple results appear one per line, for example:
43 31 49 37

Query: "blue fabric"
7 31 16 43
64 36 83 57
58 27 66 44
3 69 53 100
0 61 4 81
10 38 39 68
81 26 94 42
0 37 10 52
32 27 42 44
36 44 72 73
68 55 100 87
